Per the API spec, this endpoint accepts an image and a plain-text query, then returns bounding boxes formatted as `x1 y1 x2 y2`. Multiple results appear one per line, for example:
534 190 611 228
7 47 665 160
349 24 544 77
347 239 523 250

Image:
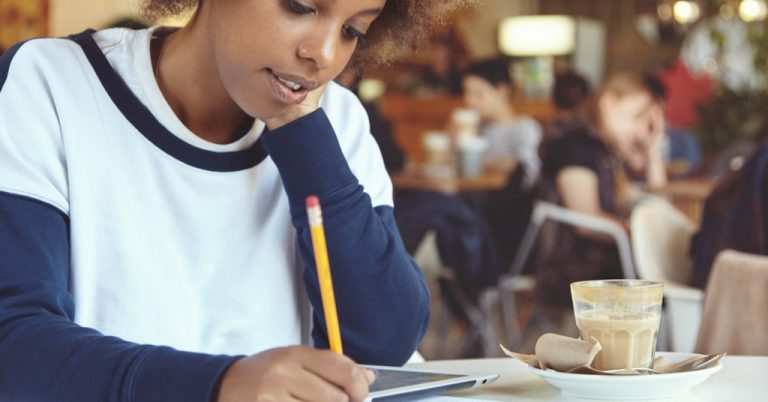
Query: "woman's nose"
298 27 338 70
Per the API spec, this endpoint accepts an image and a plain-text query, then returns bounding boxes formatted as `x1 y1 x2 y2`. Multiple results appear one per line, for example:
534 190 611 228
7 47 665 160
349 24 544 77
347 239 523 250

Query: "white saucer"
529 352 723 400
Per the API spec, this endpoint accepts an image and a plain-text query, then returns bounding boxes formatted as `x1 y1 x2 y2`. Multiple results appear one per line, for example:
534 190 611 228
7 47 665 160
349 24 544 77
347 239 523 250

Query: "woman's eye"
285 0 315 15
343 26 366 42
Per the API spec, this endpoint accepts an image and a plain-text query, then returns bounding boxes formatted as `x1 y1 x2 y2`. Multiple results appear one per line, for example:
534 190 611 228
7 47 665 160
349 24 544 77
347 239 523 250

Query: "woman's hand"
265 84 329 130
642 104 666 157
217 345 375 402
641 104 668 190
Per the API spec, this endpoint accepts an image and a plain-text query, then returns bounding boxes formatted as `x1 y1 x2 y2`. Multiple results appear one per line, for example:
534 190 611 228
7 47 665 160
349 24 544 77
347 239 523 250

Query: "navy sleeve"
262 109 430 366
0 192 240 402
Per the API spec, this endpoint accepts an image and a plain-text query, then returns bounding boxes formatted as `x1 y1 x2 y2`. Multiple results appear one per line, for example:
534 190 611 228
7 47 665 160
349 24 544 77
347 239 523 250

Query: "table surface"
408 356 768 401
390 161 514 194
651 178 716 225
658 178 715 197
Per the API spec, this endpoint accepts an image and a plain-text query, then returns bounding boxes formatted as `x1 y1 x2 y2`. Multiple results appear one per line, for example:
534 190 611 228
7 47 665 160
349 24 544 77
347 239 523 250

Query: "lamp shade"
499 15 576 56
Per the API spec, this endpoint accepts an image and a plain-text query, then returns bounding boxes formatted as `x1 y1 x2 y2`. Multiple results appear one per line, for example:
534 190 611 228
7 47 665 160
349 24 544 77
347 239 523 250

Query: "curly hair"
140 0 477 68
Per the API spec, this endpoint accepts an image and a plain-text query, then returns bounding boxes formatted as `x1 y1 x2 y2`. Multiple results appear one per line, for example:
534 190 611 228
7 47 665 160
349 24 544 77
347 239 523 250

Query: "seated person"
460 58 542 268
461 58 542 190
657 60 709 178
690 140 768 289
335 66 502 306
536 73 667 307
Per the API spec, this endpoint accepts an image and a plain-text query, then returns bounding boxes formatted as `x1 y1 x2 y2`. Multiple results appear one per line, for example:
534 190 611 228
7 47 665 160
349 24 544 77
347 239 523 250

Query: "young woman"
0 0 472 401
537 73 667 308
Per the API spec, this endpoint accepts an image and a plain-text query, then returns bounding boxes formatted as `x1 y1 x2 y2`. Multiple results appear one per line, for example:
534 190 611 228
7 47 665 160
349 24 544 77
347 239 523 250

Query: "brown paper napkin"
501 333 720 375
500 333 602 372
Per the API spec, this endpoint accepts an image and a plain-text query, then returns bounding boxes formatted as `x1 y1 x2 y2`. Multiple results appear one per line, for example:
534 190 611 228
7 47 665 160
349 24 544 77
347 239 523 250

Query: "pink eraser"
306 195 320 208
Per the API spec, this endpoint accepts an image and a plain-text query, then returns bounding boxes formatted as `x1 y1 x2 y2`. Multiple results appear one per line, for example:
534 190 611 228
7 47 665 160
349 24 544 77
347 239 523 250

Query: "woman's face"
462 75 509 121
206 0 385 120
599 91 656 154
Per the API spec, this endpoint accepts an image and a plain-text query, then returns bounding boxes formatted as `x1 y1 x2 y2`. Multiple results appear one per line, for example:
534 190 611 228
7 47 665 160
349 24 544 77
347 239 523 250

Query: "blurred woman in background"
537 72 667 308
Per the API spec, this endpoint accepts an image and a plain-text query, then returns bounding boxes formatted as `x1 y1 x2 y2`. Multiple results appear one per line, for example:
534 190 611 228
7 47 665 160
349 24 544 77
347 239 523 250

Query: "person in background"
657 60 709 178
335 67 502 326
0 0 475 400
462 58 542 190
690 140 768 289
460 58 542 269
536 73 667 308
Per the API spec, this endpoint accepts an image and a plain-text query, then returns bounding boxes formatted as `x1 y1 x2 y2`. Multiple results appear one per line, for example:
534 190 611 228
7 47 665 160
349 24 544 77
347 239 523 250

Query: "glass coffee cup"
571 280 663 371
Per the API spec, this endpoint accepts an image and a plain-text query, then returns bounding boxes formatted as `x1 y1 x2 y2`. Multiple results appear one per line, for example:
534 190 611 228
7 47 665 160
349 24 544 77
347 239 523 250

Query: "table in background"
391 162 514 194
379 94 554 164
653 178 715 225
408 356 768 401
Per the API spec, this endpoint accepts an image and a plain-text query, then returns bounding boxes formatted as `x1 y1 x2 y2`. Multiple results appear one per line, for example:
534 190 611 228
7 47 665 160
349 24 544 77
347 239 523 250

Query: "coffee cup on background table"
456 136 488 178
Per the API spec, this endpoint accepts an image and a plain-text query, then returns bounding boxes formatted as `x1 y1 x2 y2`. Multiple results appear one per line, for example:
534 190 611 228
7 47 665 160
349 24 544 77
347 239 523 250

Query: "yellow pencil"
306 195 343 354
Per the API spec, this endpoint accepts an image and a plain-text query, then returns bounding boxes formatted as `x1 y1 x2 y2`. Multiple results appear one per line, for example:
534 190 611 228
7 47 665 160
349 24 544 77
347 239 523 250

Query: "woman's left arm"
261 92 429 367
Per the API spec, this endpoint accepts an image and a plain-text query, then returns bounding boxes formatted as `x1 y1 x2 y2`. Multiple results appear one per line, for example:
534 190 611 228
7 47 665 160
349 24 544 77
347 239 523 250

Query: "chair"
695 250 768 355
488 201 636 350
411 231 498 358
630 196 704 352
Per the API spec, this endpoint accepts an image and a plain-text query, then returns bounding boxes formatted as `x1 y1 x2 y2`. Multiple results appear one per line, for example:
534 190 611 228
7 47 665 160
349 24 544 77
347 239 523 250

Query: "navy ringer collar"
67 29 267 172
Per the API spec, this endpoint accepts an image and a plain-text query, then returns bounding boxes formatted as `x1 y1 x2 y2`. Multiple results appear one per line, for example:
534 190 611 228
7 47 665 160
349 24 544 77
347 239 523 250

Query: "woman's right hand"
642 104 666 157
217 346 375 402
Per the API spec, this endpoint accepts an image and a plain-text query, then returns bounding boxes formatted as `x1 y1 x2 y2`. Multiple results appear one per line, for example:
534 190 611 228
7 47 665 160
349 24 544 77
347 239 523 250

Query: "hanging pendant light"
739 0 768 22
672 0 702 25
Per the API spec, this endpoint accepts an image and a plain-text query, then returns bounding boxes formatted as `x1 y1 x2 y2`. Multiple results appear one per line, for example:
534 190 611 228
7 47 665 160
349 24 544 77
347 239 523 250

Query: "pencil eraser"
306 195 320 208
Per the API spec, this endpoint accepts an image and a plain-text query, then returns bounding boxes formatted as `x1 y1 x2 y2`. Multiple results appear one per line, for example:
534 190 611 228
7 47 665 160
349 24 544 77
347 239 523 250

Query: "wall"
49 0 140 36
539 0 680 77
458 0 538 59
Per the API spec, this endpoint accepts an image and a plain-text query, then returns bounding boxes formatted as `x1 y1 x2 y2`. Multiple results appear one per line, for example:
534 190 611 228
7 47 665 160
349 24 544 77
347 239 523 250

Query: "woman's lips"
267 70 309 105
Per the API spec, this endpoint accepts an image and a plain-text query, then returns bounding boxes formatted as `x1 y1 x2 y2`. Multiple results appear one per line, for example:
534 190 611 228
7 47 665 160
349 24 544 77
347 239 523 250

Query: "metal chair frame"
489 201 636 349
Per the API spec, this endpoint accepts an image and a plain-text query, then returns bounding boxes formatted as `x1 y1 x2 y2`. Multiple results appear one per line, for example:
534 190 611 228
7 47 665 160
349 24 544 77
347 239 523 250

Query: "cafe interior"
2 0 768 398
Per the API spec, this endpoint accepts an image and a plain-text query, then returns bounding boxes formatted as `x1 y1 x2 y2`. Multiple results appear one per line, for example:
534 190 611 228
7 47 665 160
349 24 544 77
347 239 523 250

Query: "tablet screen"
369 368 464 392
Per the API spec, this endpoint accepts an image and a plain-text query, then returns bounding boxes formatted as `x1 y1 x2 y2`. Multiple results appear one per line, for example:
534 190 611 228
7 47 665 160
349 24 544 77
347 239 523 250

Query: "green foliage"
696 87 768 149
694 10 767 150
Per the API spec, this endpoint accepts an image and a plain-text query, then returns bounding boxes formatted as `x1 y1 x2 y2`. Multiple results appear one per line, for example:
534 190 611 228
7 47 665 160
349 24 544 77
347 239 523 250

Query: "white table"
408 356 768 401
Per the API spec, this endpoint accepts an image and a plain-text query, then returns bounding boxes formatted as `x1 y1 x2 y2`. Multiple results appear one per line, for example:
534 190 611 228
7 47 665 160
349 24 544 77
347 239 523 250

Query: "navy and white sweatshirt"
0 28 430 401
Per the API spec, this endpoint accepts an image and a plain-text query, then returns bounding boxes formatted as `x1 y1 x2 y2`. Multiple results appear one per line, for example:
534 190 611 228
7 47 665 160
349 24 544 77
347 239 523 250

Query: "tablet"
363 365 499 401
